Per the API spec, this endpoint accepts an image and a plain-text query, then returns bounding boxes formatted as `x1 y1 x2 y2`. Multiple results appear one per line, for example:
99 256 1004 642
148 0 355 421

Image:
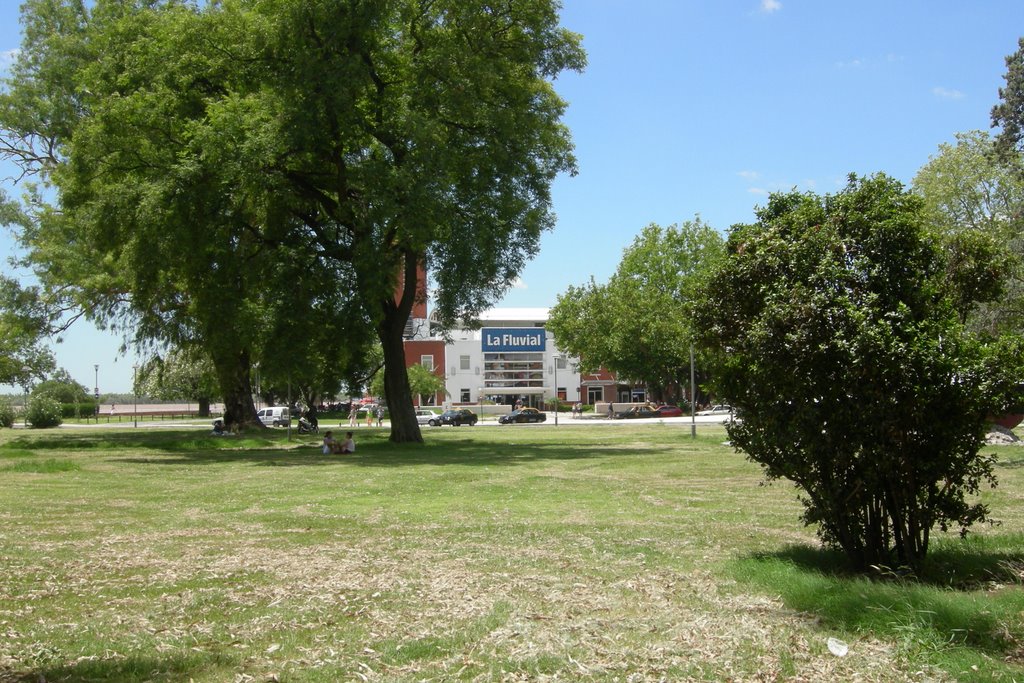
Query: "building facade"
404 307 644 408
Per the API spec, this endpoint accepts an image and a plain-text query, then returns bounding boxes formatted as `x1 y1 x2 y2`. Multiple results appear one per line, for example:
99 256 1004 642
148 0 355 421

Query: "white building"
405 307 581 409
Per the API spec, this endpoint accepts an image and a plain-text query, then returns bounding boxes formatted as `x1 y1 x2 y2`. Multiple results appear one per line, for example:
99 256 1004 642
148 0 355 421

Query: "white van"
256 406 291 427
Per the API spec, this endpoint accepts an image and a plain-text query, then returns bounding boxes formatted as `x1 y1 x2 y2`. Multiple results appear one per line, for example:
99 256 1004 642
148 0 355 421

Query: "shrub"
693 174 1022 572
26 396 63 429
0 398 14 428
60 401 98 419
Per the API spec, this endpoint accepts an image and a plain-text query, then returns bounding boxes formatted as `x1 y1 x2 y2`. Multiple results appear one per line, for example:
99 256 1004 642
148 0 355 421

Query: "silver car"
415 409 437 425
696 404 732 416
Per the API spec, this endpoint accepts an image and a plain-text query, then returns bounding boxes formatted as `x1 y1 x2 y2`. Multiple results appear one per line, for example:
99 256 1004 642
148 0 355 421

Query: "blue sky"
1 0 1021 392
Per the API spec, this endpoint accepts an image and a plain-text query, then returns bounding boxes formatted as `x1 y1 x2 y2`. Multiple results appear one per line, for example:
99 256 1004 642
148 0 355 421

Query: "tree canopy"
992 36 1024 162
693 174 1022 572
1 0 584 441
913 130 1024 334
0 274 55 388
548 220 724 401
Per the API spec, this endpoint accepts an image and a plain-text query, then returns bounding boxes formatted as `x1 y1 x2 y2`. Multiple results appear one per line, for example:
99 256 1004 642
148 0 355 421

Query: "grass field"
0 423 1021 682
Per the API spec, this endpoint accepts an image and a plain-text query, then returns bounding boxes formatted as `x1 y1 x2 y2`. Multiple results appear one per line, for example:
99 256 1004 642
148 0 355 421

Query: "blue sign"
481 327 547 352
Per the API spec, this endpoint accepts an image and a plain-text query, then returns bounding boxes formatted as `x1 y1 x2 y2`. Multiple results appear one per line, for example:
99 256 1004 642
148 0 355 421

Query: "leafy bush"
0 398 14 428
26 396 63 429
694 174 1022 572
60 401 98 419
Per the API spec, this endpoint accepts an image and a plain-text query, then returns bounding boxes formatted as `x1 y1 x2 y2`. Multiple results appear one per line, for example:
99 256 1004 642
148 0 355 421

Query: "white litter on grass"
827 637 849 657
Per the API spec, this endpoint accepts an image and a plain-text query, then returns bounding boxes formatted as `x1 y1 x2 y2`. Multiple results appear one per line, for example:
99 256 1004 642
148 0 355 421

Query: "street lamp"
132 364 138 428
690 344 696 439
21 364 31 429
553 355 562 426
94 364 99 421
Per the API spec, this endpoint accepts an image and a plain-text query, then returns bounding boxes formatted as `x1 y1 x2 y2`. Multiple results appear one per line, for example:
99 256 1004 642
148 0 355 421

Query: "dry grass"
0 424 1021 682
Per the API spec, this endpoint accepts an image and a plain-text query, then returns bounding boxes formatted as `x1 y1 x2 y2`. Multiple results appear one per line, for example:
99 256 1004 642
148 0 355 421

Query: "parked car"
612 406 658 420
431 408 478 427
498 407 547 424
256 406 291 427
415 409 437 425
696 404 732 416
652 404 684 417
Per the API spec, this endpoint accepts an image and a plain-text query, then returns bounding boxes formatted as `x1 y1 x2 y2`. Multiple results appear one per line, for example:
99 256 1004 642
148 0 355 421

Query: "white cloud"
747 187 769 196
835 58 864 69
932 86 965 100
737 170 761 180
760 0 782 12
510 277 527 290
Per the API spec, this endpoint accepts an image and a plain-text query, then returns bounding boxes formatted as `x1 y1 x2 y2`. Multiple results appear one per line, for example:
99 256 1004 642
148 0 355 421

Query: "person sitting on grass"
322 430 340 455
340 431 356 454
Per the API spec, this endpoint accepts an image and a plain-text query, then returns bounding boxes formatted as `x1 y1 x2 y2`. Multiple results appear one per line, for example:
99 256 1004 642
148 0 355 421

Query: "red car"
652 405 684 417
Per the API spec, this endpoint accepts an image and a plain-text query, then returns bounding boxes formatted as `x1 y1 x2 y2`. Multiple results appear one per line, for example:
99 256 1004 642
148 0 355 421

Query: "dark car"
498 407 547 424
612 406 658 419
430 408 478 427
652 405 684 417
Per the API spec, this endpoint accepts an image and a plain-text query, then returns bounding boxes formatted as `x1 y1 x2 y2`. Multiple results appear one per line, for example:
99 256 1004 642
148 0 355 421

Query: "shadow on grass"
750 543 1024 589
8 650 234 683
0 429 660 468
732 542 1024 672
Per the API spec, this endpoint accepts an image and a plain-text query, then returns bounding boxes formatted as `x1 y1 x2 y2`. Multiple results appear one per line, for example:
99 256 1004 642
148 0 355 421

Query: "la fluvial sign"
481 328 547 353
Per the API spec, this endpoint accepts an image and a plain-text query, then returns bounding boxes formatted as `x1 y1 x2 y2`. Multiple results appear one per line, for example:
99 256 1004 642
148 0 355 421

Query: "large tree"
992 37 1024 163
548 220 724 401
0 275 55 387
693 174 1021 572
2 0 584 442
220 0 584 442
913 130 1024 335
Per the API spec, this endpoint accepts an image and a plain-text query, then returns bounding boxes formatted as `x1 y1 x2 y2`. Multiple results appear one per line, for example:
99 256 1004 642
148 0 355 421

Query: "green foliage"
693 174 1023 572
913 130 1024 334
0 397 14 427
548 219 724 400
137 349 220 403
32 372 89 404
1 0 584 442
25 395 63 428
992 37 1024 161
0 274 56 387
59 402 97 419
370 363 447 405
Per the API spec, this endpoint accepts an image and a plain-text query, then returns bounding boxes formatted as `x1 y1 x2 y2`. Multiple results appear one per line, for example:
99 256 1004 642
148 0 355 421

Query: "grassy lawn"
0 424 1021 682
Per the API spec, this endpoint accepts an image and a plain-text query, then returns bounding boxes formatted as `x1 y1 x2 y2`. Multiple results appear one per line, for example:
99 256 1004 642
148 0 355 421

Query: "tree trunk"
378 250 424 444
211 346 261 429
198 397 210 418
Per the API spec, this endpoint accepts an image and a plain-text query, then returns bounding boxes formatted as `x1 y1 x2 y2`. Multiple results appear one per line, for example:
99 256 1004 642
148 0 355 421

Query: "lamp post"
94 364 99 422
553 355 561 426
132 364 138 428
690 344 696 439
21 364 31 429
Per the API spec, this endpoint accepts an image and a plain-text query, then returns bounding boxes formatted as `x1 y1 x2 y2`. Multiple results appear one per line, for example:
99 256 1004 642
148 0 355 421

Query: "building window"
420 354 433 370
557 387 566 401
588 386 603 404
460 388 471 403
460 355 471 371
482 352 545 389
555 356 567 370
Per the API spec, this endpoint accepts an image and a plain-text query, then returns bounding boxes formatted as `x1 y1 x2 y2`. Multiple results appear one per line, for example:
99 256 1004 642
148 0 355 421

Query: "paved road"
46 411 736 430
